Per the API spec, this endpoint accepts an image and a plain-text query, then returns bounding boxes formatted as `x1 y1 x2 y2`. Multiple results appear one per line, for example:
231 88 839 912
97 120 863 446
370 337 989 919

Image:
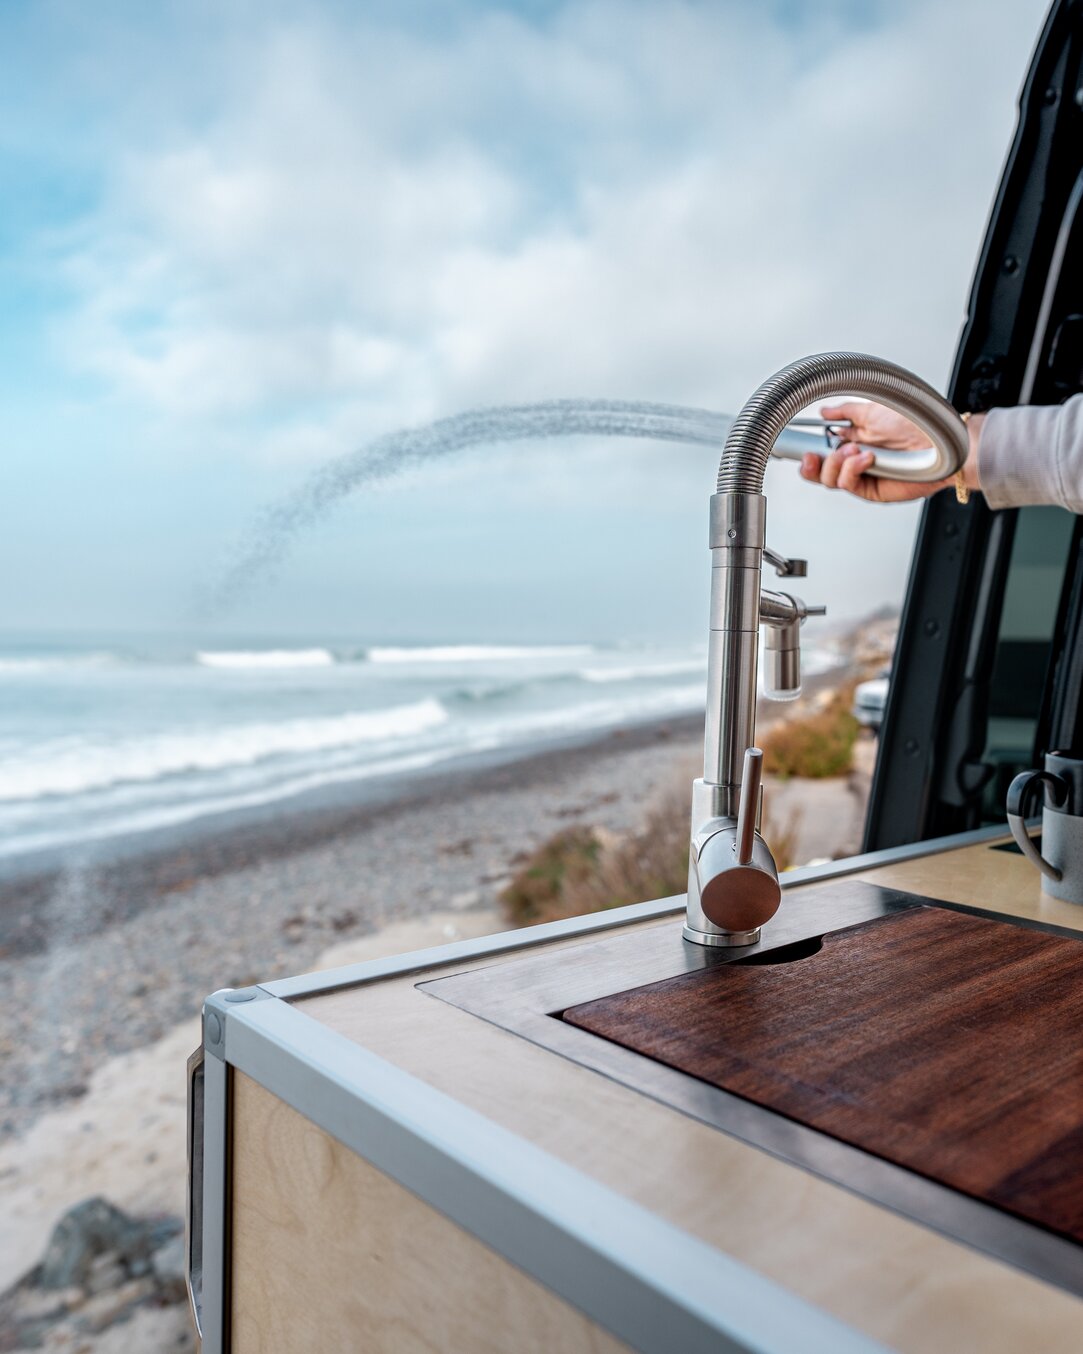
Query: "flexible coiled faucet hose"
716 351 968 494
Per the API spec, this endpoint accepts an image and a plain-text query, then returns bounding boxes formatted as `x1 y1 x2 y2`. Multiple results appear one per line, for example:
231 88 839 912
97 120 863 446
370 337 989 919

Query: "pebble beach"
0 716 710 1143
0 662 873 1350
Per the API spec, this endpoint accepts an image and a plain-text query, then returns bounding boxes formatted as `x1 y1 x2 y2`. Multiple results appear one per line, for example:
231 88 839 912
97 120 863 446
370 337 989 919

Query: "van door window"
980 504 1077 821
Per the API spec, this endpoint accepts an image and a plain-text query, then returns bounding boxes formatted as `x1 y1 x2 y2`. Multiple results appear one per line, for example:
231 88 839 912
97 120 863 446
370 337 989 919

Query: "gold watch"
955 412 971 504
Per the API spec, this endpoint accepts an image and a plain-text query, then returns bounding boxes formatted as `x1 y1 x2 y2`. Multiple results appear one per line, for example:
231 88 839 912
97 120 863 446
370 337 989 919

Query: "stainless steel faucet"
684 352 969 948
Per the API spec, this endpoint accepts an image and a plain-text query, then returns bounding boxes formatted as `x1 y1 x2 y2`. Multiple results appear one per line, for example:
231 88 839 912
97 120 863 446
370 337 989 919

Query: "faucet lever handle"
763 545 807 578
735 748 763 866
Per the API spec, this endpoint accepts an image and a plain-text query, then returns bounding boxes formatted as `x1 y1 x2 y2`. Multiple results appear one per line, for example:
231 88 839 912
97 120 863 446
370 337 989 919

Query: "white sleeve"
979 393 1083 512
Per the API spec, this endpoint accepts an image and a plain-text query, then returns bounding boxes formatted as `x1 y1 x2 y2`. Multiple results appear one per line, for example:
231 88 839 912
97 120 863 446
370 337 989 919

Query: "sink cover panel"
564 907 1083 1245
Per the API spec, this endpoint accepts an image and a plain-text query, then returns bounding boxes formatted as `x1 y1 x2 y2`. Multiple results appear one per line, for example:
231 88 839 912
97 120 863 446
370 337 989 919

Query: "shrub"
563 796 691 919
760 795 801 874
758 685 860 779
498 826 601 925
500 789 802 926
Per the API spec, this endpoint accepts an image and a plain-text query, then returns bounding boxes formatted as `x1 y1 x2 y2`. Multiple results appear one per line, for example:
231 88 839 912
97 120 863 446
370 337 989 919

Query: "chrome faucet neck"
685 352 968 949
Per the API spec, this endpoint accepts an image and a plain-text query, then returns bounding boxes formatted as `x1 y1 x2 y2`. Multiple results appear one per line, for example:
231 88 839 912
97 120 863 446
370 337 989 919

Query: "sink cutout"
731 935 823 965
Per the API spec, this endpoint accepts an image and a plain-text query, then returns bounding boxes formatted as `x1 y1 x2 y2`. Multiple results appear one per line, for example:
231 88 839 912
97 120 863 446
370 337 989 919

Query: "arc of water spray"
201 399 738 615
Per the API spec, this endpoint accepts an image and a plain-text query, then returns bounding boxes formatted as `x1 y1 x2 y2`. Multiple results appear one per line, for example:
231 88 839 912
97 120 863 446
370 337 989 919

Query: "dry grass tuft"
498 826 601 925
757 684 860 779
500 786 803 927
562 796 691 919
759 794 802 873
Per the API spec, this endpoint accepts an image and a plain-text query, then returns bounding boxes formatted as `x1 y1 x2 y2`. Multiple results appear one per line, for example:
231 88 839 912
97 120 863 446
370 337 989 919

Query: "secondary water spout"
685 352 969 948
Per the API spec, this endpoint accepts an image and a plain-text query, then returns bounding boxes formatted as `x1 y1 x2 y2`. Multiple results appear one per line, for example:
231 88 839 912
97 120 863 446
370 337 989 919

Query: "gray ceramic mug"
1007 751 1083 904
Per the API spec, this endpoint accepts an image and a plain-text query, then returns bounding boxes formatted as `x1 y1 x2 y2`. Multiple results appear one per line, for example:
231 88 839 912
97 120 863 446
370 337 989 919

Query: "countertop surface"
294 832 1083 1353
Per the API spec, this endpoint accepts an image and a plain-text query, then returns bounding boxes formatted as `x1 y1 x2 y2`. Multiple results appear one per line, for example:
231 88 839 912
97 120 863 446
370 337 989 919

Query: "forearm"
976 394 1083 511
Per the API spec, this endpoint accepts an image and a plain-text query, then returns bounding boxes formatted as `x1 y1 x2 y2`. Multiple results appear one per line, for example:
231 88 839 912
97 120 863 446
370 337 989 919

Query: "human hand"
798 400 951 504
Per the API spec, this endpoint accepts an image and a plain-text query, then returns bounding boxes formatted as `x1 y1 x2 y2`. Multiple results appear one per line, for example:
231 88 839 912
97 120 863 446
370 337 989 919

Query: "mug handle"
1006 770 1066 881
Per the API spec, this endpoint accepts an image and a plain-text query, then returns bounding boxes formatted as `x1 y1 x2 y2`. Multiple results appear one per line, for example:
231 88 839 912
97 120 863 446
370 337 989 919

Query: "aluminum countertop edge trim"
201 986 889 1354
260 821 1017 1002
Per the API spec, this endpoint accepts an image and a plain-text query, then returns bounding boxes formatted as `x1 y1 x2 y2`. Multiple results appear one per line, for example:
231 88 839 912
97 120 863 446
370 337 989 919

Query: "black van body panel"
866 0 1083 849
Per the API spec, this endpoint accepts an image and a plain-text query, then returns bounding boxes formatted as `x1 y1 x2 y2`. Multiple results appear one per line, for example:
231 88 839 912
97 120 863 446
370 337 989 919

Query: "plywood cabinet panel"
229 1072 630 1354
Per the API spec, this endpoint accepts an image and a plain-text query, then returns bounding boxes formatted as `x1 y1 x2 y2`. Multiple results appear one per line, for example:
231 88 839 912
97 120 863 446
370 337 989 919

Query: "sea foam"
367 644 593 664
579 659 707 683
0 698 448 802
0 653 116 675
196 648 335 669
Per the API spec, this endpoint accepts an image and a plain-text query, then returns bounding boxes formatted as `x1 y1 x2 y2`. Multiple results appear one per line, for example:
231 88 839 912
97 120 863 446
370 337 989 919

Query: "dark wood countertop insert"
564 906 1083 1245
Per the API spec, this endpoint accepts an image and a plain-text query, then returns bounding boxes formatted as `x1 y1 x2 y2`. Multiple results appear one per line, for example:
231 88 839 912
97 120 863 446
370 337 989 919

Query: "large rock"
76 1277 157 1335
0 1199 185 1349
150 1233 187 1304
36 1197 180 1291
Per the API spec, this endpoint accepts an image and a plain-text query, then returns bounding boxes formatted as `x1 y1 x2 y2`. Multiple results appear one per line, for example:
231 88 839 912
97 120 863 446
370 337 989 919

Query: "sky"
0 0 1053 644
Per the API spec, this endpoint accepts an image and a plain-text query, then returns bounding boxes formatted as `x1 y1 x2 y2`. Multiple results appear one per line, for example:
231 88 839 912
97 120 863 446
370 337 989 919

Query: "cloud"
53 0 1047 441
4 0 1051 633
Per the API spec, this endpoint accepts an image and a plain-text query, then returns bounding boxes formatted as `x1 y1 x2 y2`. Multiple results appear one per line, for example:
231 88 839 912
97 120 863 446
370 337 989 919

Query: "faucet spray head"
761 590 827 701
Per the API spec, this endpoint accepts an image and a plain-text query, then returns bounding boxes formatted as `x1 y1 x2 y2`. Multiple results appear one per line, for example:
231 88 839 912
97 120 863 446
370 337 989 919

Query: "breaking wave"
0 698 448 802
366 644 594 664
196 648 336 669
0 653 117 675
0 635 842 859
579 659 707 683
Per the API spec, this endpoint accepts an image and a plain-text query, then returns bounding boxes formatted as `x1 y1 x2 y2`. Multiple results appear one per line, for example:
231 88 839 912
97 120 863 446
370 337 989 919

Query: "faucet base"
682 923 760 948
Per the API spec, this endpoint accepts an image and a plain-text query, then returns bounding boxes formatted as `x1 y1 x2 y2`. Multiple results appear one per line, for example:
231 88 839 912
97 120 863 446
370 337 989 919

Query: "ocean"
0 634 837 862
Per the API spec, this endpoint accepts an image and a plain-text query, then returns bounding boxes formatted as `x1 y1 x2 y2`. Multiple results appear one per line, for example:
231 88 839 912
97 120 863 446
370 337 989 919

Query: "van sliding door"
866 0 1083 848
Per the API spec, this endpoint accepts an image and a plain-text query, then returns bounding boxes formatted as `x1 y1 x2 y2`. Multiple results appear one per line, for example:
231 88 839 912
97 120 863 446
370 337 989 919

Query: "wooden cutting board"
564 907 1083 1244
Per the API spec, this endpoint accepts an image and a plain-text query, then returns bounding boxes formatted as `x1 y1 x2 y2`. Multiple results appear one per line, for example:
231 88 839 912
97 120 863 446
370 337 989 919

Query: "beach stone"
150 1234 187 1304
38 1199 141 1291
8 1285 83 1320
37 1198 182 1292
85 1255 125 1296
0 1281 85 1350
75 1278 155 1334
4 1314 57 1349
